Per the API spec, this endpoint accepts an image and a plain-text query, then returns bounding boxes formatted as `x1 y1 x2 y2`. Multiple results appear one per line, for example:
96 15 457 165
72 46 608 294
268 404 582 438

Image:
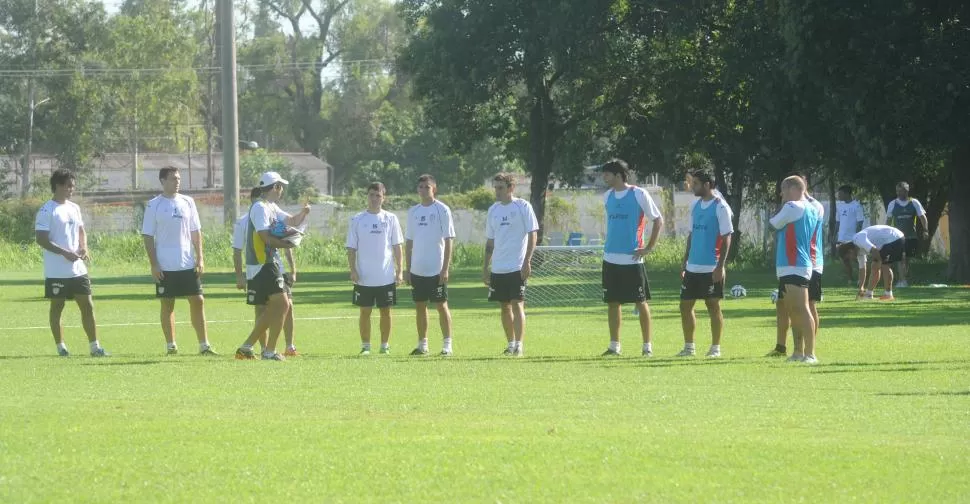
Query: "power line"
0 58 393 78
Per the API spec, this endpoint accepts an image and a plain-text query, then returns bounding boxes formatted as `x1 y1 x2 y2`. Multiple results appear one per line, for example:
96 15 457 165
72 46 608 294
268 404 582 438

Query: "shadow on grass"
81 359 178 366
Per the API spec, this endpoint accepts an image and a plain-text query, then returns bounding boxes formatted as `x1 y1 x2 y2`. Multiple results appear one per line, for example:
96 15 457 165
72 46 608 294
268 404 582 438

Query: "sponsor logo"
52 287 60 295
158 286 165 294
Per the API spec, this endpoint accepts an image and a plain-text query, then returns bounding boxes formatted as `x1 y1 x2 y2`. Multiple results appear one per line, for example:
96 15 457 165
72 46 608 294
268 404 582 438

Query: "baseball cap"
258 171 289 187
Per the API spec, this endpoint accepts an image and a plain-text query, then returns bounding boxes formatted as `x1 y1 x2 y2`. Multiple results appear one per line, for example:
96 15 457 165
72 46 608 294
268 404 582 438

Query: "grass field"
1 264 968 502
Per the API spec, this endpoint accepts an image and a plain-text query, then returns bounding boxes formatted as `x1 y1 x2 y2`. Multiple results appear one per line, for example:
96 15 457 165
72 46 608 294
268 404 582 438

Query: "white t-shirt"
886 198 926 217
141 194 201 272
603 186 663 265
405 200 456 277
853 225 904 252
835 200 866 243
246 201 289 280
485 198 540 274
346 210 404 287
34 200 87 279
233 215 288 274
685 197 734 273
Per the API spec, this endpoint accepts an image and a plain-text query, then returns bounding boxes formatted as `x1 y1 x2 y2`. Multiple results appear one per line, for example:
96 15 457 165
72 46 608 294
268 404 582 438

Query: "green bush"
0 198 46 244
464 186 495 211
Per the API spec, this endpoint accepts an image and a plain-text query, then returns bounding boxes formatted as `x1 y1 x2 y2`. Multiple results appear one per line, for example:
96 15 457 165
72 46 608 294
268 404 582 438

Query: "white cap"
258 171 288 187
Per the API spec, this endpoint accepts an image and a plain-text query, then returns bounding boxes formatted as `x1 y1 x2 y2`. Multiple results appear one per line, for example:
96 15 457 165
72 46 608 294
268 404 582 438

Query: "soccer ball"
769 289 779 304
730 284 747 298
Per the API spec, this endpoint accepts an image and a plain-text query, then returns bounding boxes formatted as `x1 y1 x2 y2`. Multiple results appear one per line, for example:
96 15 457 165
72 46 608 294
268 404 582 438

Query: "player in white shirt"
235 172 310 361
598 160 664 357
885 181 929 288
835 185 867 286
839 225 906 301
141 167 215 356
346 182 405 355
677 170 732 358
232 188 300 356
483 173 539 357
34 169 108 357
404 174 456 356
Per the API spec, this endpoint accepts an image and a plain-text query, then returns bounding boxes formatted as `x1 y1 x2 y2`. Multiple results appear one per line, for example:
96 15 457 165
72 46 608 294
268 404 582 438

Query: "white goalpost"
527 245 604 307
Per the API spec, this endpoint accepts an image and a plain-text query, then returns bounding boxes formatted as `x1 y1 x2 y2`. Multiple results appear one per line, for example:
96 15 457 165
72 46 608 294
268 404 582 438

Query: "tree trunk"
526 92 556 246
947 145 970 283
921 178 947 256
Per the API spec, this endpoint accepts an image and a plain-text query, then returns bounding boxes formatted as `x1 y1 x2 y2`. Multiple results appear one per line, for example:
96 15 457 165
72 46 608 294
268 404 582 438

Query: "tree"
400 0 645 239
778 0 970 281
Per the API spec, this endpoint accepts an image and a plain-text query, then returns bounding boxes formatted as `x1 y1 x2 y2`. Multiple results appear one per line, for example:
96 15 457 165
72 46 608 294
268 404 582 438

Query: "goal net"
527 245 603 307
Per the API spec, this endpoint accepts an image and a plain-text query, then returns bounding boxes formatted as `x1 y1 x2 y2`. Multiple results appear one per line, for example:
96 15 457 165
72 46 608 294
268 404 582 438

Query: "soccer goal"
528 245 603 306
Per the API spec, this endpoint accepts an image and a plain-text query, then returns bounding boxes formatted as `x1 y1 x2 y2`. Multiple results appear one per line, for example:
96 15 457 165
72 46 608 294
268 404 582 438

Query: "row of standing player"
31 165 915 360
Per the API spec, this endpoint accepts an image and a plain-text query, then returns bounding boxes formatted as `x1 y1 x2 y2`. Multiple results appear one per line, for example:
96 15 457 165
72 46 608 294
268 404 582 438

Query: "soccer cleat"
786 354 805 363
878 294 895 301
283 348 300 357
57 347 70 357
199 347 219 356
261 352 286 361
512 348 523 357
235 347 256 360
765 349 787 357
90 348 110 358
167 346 178 355
359 348 371 356
502 348 515 356
802 355 819 365
706 348 721 358
676 348 696 357
409 347 429 356
601 348 621 357
440 349 453 356
379 346 390 355
642 349 653 357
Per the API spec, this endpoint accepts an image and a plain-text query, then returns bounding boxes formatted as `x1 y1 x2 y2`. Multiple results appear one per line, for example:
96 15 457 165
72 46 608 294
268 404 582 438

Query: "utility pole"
217 0 240 224
20 0 39 198
205 0 215 189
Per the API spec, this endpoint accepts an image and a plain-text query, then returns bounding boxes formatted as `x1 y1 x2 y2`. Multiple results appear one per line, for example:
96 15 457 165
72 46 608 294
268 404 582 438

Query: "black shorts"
904 238 919 258
45 275 92 300
879 238 905 264
354 284 397 308
411 274 447 303
680 271 723 300
247 263 286 306
809 271 823 302
488 271 526 303
156 269 203 298
602 261 650 304
776 274 810 301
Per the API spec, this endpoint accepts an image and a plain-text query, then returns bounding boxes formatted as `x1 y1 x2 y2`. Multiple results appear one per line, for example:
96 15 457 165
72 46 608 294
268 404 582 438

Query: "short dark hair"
492 173 515 188
259 183 283 195
367 182 386 195
601 159 630 182
250 187 261 200
159 167 179 181
690 170 715 186
417 174 436 186
838 185 853 195
836 241 857 259
897 181 910 191
50 169 76 193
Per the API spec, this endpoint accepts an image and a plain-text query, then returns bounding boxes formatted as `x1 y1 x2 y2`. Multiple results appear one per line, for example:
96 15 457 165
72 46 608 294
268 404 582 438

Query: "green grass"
1 264 969 503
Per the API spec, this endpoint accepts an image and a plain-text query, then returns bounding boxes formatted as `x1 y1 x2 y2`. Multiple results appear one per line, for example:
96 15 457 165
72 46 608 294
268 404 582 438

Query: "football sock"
199 342 209 352
241 344 253 351
684 342 696 351
442 338 452 352
418 338 429 351
287 345 297 351
865 290 874 297
507 341 515 350
710 344 720 353
643 342 653 354
608 341 620 352
362 343 371 350
380 343 390 350
89 341 101 352
57 342 67 351
884 290 893 296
